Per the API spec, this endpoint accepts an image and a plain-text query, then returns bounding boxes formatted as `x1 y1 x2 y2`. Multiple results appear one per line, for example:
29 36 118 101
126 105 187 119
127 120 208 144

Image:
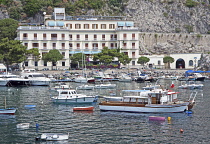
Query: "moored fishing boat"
73 106 94 111
99 89 196 113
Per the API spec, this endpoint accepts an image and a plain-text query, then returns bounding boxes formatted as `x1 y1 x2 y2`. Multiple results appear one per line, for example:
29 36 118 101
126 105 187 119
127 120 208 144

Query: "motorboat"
142 82 161 90
49 83 71 91
178 81 203 89
94 80 116 89
51 89 98 103
99 89 196 113
16 123 30 129
21 69 51 86
73 106 94 111
39 133 69 141
118 74 132 82
76 84 94 90
5 74 30 86
0 77 8 86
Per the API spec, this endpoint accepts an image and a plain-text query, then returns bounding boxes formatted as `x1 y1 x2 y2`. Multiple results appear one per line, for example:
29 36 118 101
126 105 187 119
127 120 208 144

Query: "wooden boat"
40 133 69 141
16 123 30 129
149 116 165 121
99 89 196 113
73 106 94 111
51 89 98 103
0 96 16 115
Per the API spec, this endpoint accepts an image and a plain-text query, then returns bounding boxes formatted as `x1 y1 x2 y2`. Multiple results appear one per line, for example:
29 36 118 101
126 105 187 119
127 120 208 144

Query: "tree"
137 56 150 67
0 38 27 70
163 56 174 69
42 49 63 70
25 48 41 69
70 53 87 68
93 47 119 67
118 53 132 68
0 18 19 40
22 0 41 17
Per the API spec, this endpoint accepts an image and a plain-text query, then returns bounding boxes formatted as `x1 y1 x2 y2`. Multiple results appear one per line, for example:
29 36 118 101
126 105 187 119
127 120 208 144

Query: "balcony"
93 47 98 49
51 38 57 40
115 27 139 31
23 37 28 40
69 47 73 49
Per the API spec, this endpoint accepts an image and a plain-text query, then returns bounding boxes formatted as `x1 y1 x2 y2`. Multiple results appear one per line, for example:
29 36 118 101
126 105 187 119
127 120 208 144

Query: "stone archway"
176 58 185 69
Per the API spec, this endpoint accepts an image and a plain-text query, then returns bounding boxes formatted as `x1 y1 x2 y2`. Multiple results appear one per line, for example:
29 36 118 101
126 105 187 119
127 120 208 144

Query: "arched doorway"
176 58 185 69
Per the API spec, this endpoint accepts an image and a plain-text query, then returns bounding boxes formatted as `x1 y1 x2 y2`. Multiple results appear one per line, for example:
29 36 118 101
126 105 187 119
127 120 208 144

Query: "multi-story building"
16 8 140 70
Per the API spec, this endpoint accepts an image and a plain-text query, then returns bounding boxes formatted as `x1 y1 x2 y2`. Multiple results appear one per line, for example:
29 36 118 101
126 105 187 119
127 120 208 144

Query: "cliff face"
125 0 210 34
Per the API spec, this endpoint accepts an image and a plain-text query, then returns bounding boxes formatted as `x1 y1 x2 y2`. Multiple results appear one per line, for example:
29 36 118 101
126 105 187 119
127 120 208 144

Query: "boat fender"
167 117 171 121
180 129 184 133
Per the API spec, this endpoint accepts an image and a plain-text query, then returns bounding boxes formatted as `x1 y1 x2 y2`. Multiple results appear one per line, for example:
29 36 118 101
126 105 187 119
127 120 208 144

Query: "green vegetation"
175 28 181 33
0 18 19 40
196 34 202 38
163 56 174 69
185 0 198 8
0 37 27 70
184 25 194 33
163 12 168 17
137 56 150 66
42 49 63 70
70 53 87 68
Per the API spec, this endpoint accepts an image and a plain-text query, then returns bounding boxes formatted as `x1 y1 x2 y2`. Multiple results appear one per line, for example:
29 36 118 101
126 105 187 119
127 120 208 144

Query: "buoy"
180 129 184 133
36 123 39 129
167 117 171 121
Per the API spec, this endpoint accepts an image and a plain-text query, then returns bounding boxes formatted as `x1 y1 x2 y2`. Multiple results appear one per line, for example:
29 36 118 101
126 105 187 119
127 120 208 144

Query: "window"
62 34 65 40
44 61 47 66
85 43 88 49
132 43 135 49
102 43 106 48
23 33 28 39
109 24 115 29
69 43 73 49
102 34 105 40
123 33 127 40
132 61 135 65
75 24 81 29
77 43 80 49
94 34 97 40
62 62 65 66
52 62 56 66
123 43 127 49
62 52 65 56
189 60 193 66
43 43 47 49
35 61 38 66
132 52 135 57
62 43 65 49
51 34 57 40
24 43 28 47
32 43 39 48
52 43 56 49
92 43 98 49
85 34 88 40
132 33 135 40
124 52 128 55
92 24 98 29
76 35 80 40
43 33 46 40
25 61 28 66
34 33 37 40
101 24 106 29
66 23 72 29
84 24 89 29
158 60 161 65
110 43 114 49
69 34 72 40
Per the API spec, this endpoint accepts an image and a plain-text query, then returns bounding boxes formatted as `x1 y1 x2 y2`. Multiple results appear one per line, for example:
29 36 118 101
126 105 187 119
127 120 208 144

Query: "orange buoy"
180 129 184 133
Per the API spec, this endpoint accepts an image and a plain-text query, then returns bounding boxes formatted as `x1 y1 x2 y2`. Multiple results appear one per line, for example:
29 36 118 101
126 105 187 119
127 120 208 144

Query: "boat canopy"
185 70 209 77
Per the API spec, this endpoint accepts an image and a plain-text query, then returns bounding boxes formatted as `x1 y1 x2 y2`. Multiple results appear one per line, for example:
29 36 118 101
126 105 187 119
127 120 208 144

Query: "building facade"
16 8 140 70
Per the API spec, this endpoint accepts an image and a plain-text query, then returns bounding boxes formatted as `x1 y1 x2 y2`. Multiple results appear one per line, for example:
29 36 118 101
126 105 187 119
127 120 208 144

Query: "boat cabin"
57 89 77 96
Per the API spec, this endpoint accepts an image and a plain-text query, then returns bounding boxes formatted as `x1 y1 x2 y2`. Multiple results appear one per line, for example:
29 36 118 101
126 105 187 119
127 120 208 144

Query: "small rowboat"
73 106 94 111
149 116 166 121
16 123 30 129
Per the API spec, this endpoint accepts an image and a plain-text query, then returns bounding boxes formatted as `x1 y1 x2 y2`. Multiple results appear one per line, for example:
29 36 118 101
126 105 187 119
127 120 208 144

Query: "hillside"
0 0 209 34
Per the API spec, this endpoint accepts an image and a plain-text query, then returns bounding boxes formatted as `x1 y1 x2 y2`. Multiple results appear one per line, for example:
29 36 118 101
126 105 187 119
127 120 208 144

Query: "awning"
117 22 125 26
125 22 134 27
48 21 56 26
56 21 64 26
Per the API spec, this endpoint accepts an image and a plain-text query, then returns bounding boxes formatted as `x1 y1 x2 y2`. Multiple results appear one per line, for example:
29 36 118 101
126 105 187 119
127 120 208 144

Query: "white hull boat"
99 89 196 113
0 78 8 86
51 89 98 103
76 84 94 90
0 108 16 115
16 123 30 129
40 133 69 141
94 83 116 89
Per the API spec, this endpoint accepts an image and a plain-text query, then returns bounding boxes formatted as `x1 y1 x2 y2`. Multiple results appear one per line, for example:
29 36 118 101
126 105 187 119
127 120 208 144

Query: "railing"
18 26 69 30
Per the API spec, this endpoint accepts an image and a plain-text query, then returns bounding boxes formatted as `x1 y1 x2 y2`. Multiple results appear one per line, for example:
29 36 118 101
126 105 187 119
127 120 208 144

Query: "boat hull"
0 108 16 115
52 97 97 103
99 102 190 113
73 106 94 111
40 133 69 141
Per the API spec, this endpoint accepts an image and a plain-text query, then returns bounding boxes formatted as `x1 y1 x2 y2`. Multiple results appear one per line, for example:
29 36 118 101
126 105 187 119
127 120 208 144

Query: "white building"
16 8 140 70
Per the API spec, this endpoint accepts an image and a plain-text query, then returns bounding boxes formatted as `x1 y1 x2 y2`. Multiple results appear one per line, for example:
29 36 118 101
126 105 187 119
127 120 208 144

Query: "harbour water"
0 79 209 143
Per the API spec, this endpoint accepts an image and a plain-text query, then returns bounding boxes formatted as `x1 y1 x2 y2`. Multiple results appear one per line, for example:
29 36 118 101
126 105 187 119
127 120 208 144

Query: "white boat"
142 82 161 90
118 74 132 82
76 84 94 90
49 83 71 91
0 77 8 86
178 81 203 89
16 123 30 129
0 96 17 115
99 89 196 113
21 69 51 86
51 89 98 103
94 80 116 89
40 133 69 141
